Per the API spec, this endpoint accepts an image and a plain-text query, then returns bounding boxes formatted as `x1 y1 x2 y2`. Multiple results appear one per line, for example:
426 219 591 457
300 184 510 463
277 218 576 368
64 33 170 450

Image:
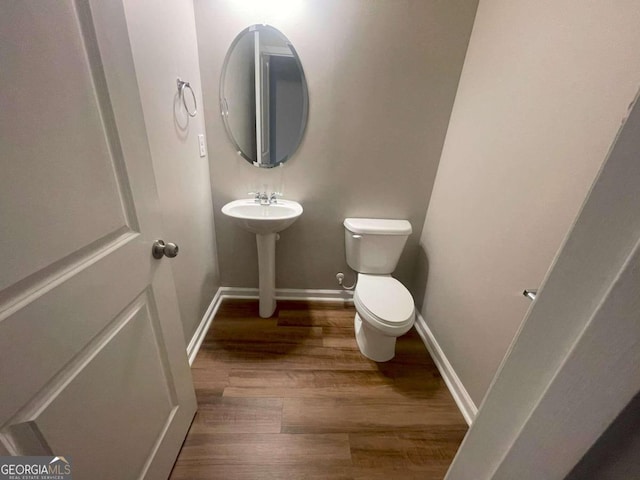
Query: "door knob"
152 240 179 259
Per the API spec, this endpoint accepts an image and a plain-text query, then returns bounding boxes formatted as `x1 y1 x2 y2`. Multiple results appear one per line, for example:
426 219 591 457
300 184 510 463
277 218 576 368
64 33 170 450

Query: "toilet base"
354 313 397 362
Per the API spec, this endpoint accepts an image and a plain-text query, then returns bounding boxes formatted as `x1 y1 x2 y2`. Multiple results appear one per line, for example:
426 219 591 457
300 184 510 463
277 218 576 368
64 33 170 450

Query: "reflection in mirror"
220 25 308 168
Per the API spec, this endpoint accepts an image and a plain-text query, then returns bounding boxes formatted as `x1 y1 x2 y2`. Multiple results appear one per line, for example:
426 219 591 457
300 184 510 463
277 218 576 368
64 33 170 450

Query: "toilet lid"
355 275 414 325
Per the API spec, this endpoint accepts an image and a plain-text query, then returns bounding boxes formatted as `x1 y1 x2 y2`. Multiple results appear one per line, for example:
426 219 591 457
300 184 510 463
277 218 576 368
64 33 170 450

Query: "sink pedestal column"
256 233 277 318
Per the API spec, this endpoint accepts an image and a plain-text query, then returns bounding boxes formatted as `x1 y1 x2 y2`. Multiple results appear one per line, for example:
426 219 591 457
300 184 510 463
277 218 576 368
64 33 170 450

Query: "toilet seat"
354 274 414 329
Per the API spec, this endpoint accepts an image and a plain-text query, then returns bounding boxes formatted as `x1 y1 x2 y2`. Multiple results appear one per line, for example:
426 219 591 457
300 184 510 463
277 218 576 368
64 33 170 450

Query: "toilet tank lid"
344 218 412 235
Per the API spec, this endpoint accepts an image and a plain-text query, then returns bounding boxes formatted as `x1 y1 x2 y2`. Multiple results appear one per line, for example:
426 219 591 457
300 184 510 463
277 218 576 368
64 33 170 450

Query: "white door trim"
445 91 640 479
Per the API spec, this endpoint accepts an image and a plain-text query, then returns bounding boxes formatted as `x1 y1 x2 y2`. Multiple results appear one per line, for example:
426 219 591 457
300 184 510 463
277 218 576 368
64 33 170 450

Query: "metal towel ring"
177 77 197 117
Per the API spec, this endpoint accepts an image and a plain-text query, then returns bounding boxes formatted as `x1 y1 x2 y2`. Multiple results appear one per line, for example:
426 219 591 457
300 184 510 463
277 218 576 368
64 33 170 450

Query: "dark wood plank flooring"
169 299 467 480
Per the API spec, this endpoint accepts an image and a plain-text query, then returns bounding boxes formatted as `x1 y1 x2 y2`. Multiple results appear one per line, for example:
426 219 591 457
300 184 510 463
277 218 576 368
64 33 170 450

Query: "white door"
0 1 197 479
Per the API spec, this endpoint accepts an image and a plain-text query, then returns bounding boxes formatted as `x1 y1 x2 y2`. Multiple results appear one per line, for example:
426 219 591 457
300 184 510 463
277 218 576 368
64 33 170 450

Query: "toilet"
344 218 415 362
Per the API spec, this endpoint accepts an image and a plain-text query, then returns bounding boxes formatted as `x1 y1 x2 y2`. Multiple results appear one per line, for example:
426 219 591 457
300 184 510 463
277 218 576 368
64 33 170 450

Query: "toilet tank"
344 218 412 274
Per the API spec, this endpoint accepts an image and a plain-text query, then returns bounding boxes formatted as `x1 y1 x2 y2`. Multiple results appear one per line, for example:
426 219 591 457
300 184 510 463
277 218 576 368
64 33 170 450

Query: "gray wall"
417 0 640 405
195 0 478 291
123 0 220 341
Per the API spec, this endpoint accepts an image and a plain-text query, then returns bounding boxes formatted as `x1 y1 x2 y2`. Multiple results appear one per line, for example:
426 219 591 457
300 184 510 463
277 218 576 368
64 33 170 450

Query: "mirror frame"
219 24 309 168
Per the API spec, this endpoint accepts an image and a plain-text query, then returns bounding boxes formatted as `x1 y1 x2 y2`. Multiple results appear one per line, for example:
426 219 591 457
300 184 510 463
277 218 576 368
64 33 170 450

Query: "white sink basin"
221 199 303 234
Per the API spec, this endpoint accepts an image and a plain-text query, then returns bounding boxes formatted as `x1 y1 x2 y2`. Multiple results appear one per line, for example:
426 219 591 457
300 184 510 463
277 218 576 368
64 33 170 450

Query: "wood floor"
169 299 467 480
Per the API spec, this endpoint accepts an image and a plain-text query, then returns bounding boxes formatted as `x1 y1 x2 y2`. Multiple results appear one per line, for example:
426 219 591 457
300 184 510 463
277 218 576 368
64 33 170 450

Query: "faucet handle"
269 192 283 204
248 191 270 205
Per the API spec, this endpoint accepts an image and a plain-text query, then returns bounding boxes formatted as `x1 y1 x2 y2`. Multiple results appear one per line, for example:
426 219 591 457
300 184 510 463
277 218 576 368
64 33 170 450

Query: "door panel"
8 291 176 478
0 0 197 478
0 0 136 292
0 238 146 423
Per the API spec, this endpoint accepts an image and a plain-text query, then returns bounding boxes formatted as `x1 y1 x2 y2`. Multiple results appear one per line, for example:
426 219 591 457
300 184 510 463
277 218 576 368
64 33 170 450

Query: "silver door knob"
152 240 179 259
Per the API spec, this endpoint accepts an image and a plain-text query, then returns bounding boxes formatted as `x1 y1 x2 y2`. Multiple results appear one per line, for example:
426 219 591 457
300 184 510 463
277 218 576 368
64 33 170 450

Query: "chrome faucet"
257 192 269 205
251 191 281 205
269 192 282 204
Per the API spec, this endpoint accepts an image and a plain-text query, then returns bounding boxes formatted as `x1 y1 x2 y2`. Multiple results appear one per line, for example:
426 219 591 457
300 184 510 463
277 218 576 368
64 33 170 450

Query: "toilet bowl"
354 274 415 362
344 218 416 362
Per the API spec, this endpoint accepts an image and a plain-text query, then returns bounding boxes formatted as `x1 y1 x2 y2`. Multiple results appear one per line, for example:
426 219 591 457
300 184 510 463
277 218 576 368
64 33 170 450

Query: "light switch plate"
198 134 207 157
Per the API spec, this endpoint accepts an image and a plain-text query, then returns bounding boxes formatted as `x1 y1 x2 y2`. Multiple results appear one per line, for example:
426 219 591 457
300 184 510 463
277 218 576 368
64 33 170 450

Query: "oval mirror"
220 25 309 168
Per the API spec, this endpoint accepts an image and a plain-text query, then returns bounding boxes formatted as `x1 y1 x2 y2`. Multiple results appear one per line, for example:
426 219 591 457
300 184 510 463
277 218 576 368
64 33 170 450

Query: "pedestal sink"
222 199 303 317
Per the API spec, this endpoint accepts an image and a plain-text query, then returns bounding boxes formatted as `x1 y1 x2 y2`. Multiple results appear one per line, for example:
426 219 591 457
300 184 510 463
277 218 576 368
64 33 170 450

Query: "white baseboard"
186 288 223 365
219 286 354 302
414 311 477 425
186 287 354 364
